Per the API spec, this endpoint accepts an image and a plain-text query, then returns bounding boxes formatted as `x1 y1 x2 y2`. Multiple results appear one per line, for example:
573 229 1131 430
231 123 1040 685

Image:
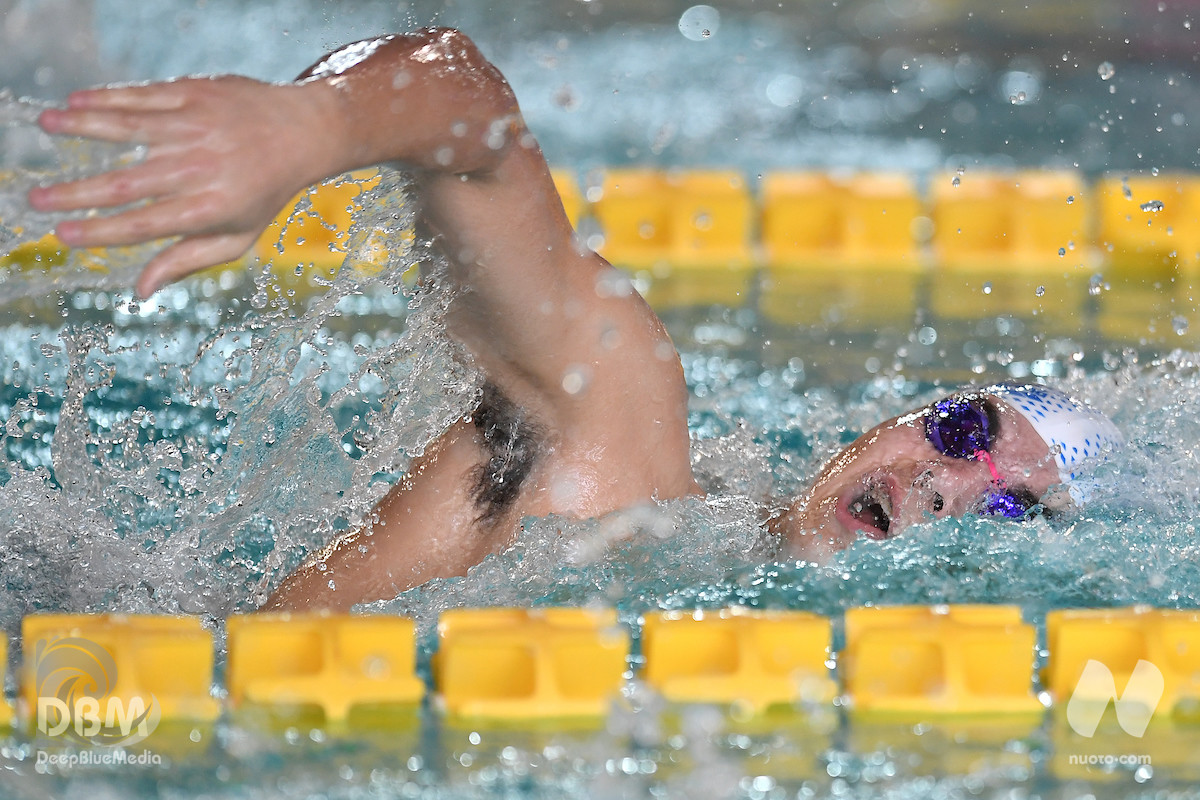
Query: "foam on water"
0 156 488 626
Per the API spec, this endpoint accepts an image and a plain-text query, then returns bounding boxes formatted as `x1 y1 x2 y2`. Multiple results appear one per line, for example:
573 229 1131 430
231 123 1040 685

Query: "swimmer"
25 28 1121 610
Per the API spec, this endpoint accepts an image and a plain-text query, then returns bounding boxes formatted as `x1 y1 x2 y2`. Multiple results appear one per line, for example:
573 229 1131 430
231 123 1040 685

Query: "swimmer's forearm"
297 29 522 179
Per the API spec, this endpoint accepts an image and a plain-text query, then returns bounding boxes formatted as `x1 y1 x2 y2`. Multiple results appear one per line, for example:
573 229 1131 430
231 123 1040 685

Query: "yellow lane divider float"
6 168 1198 301
842 604 1042 717
641 607 834 712
226 612 424 722
434 607 627 720
3 604 1200 728
20 614 220 729
1 166 1196 345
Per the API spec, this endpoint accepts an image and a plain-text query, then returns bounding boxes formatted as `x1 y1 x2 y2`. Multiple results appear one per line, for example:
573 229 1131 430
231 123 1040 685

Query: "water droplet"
1035 285 1045 297
678 5 720 41
1098 61 1115 80
1140 199 1165 213
951 175 961 188
1066 195 1075 204
561 364 591 395
1173 316 1189 335
982 282 993 295
553 85 580 110
1058 247 1066 257
362 655 390 679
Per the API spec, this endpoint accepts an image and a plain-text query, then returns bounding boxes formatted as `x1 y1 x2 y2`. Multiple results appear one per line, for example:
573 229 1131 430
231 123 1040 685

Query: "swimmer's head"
773 383 1123 560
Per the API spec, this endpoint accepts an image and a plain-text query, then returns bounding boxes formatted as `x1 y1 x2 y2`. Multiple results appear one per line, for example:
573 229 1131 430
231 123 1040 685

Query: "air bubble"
1098 61 1115 80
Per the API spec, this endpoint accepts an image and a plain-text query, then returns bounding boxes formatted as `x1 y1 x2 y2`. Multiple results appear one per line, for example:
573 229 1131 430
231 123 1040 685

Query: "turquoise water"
0 167 1197 796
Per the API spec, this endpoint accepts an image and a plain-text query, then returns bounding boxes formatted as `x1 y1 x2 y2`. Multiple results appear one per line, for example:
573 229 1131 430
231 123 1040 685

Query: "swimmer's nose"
892 458 1000 522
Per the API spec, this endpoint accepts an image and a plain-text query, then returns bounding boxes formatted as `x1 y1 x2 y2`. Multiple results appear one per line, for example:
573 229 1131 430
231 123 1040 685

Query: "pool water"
0 164 1197 797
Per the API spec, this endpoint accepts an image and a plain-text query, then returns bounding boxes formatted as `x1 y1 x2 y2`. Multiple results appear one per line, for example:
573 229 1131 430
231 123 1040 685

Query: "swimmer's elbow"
416 27 523 164
311 27 522 175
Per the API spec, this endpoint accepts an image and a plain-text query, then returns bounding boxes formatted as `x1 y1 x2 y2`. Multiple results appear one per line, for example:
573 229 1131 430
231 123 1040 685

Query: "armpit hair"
470 382 541 523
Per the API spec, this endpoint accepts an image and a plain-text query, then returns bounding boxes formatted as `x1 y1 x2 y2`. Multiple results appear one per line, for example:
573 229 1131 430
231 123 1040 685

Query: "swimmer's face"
776 392 1064 561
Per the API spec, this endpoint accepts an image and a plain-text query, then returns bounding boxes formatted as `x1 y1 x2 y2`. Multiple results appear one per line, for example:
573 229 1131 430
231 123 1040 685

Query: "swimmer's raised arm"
32 29 674 398
29 29 522 296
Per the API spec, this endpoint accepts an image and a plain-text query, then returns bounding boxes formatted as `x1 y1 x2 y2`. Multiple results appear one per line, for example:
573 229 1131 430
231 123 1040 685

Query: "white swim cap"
985 382 1124 504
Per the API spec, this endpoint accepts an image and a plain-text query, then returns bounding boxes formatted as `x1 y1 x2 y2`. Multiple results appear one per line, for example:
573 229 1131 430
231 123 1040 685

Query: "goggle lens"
925 397 994 459
978 490 1033 520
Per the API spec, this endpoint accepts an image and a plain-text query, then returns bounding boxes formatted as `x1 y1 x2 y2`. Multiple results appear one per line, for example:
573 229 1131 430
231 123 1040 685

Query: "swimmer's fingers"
137 231 259 298
29 158 194 213
64 82 191 112
53 193 228 249
42 77 268 142
38 105 195 144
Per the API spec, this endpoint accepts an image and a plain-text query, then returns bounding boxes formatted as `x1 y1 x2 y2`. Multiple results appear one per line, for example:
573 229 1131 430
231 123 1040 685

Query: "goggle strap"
973 449 1004 484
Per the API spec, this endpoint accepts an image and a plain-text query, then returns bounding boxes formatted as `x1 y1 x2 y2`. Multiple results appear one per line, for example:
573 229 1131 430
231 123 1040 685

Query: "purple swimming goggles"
925 395 1037 520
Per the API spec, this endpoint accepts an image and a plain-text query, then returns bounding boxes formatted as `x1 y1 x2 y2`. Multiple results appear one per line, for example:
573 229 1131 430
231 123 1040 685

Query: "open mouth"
841 480 894 540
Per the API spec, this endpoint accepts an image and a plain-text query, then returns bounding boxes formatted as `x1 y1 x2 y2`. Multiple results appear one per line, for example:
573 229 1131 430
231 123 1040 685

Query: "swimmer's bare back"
30 28 699 610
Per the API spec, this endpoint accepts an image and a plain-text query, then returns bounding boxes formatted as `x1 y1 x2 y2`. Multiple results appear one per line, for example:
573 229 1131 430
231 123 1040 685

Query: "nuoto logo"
34 636 161 747
1066 659 1164 738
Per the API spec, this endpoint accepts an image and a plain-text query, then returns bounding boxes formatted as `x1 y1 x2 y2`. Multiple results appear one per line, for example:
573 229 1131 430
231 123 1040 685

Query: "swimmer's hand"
28 77 343 298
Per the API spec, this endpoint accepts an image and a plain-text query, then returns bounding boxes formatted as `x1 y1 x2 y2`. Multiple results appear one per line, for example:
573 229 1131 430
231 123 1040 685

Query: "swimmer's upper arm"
315 29 687 437
418 142 671 412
